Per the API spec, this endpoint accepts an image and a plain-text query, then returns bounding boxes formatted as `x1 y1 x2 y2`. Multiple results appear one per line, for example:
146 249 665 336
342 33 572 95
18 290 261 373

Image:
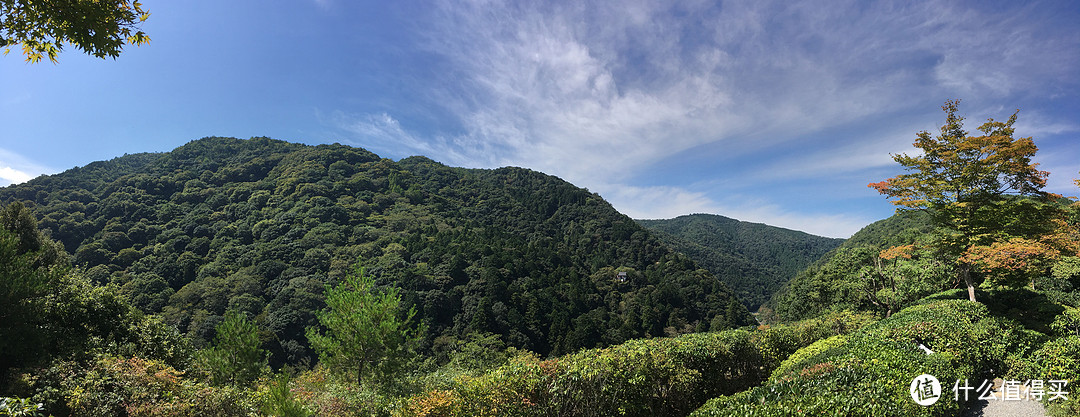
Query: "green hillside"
0 136 752 366
5 137 1077 416
637 214 844 311
765 210 939 321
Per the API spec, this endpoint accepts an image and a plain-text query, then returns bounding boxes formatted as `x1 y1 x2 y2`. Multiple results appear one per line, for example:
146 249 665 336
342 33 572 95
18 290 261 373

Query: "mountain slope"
637 214 844 311
0 136 753 366
764 210 938 321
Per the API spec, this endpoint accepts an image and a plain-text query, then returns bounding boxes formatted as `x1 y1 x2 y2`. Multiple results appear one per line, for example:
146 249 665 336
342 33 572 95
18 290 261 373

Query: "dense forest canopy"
638 214 844 311
0 136 753 367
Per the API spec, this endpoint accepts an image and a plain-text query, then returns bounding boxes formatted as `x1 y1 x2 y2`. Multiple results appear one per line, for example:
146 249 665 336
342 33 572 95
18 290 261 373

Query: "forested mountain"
0 136 753 367
637 214 844 311
764 210 940 321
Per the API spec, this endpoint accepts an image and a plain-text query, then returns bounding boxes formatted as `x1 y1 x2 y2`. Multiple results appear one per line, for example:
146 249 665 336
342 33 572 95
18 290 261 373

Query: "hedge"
691 300 1024 417
400 311 876 416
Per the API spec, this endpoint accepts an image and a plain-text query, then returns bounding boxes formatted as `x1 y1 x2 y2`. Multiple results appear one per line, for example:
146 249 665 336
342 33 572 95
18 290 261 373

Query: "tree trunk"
961 263 977 302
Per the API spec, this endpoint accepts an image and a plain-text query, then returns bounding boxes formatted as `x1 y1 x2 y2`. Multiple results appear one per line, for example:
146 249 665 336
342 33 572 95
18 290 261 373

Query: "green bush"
1006 335 1080 417
257 372 312 417
29 355 253 416
1049 307 1080 337
0 397 44 417
419 331 765 417
400 310 876 417
769 334 849 381
694 300 1021 417
752 310 878 369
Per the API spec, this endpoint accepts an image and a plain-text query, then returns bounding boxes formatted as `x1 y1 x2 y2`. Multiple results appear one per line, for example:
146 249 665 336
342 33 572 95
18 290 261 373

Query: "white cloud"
0 148 50 187
399 0 1067 178
0 166 34 186
598 183 725 220
332 0 1079 236
749 133 915 184
1012 111 1080 138
353 1 933 181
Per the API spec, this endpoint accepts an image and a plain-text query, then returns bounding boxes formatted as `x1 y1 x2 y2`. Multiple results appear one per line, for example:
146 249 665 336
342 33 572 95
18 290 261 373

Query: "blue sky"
2 0 1079 238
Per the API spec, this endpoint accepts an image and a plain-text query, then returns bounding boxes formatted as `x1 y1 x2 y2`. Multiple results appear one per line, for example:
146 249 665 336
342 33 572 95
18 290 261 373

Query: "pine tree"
305 263 423 386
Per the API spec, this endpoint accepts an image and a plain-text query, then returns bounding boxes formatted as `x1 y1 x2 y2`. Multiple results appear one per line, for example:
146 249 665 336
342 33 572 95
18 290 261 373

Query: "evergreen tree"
306 263 423 386
198 309 266 387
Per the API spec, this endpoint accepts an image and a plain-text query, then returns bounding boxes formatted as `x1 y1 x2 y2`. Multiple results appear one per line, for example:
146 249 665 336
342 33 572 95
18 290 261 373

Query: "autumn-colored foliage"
878 244 915 260
961 215 1080 289
869 100 1051 209
869 100 1059 301
961 238 1059 288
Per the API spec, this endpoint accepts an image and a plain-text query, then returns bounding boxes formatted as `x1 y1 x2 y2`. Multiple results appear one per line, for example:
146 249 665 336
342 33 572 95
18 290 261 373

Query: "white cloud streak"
333 0 1079 236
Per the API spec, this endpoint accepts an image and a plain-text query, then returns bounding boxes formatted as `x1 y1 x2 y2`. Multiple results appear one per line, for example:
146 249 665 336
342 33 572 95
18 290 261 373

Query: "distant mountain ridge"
637 214 845 311
0 136 753 366
765 210 936 321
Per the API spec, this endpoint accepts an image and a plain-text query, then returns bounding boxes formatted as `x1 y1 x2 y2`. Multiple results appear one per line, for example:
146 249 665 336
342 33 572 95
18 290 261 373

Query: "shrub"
256 372 312 417
752 310 877 369
1049 307 1080 337
1006 335 1080 417
694 300 1021 417
0 397 44 417
278 366 398 417
400 310 876 417
29 355 253 416
769 334 849 381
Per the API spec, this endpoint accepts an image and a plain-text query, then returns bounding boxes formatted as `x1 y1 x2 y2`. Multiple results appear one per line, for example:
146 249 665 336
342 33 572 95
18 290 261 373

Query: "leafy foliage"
0 206 66 375
30 355 252 417
766 211 946 321
400 310 875 417
638 214 844 311
197 310 268 387
0 136 752 367
869 100 1060 301
1006 335 1080 416
1 202 189 377
694 299 1024 416
0 0 150 63
256 373 311 417
0 396 43 417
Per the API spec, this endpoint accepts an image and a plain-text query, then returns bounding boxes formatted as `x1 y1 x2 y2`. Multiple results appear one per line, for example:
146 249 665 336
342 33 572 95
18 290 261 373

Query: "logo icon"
911 374 941 406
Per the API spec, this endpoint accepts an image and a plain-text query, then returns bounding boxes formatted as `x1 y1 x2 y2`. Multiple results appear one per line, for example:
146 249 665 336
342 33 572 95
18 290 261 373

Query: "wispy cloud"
331 0 1080 236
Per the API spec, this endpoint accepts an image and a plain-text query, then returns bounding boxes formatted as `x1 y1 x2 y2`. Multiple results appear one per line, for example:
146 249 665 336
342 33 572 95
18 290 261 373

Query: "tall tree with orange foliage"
869 100 1059 302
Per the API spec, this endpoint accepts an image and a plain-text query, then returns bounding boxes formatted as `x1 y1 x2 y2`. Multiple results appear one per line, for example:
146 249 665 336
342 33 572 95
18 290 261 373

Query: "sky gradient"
2 0 1079 237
